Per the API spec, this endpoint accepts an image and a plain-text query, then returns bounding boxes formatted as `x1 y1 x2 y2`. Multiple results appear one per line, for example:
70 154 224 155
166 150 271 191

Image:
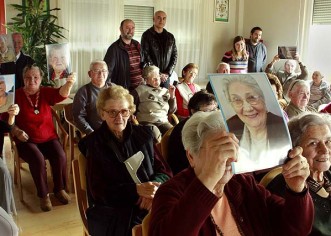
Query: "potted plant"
6 0 67 85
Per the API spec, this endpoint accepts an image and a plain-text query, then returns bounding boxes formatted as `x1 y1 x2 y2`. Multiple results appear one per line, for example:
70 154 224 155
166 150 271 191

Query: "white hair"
182 110 226 155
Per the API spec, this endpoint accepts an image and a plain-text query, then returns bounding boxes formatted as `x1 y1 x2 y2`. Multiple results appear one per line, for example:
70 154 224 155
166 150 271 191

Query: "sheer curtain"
57 0 206 91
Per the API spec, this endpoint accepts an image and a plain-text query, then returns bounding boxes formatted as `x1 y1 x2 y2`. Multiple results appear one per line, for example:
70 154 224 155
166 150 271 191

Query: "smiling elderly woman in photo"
149 110 313 235
267 112 331 235
78 85 172 236
224 75 290 177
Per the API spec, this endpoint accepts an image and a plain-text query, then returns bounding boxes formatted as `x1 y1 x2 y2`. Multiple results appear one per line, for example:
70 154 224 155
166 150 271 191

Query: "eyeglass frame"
103 109 131 118
91 69 109 74
229 95 262 108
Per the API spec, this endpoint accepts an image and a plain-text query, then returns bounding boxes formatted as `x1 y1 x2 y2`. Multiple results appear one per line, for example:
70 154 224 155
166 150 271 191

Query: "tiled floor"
4 136 84 236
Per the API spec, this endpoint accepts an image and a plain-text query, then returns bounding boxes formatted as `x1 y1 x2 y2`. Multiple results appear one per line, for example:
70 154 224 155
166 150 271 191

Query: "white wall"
5 0 314 85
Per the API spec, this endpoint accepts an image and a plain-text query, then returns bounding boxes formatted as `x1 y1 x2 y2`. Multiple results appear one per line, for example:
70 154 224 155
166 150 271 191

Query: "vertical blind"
124 5 154 39
313 0 331 24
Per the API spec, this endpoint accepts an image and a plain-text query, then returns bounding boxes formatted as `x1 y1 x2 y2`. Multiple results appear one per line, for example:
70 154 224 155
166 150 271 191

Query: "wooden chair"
259 166 282 187
168 113 179 125
63 103 79 163
72 153 89 236
132 211 151 236
11 107 69 202
159 126 174 162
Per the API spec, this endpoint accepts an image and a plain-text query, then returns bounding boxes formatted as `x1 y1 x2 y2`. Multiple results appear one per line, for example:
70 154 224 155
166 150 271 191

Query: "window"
124 5 154 41
312 0 331 25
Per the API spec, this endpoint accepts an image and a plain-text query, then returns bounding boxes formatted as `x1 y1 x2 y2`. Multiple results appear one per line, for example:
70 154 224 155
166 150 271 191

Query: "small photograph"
208 73 292 174
0 74 15 113
46 43 71 88
0 34 16 64
278 46 297 59
214 0 229 22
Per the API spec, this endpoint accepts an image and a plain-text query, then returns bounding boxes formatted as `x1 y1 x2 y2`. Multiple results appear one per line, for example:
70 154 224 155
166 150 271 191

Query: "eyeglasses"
230 95 261 108
103 109 131 118
92 69 108 74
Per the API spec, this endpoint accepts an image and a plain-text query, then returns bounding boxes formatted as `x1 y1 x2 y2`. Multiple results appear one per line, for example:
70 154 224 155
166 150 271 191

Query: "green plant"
6 0 67 85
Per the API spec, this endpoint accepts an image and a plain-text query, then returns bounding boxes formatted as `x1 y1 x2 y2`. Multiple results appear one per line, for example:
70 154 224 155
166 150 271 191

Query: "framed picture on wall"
214 0 229 22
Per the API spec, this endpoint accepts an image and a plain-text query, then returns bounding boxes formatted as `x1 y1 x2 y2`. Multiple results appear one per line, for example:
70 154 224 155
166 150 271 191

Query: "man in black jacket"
141 11 178 88
104 19 143 91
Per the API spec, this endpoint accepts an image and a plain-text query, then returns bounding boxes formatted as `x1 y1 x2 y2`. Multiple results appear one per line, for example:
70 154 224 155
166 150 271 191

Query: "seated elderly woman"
12 65 75 212
149 111 313 235
266 112 331 235
308 71 331 110
78 85 172 236
132 65 176 135
285 80 317 119
175 63 201 119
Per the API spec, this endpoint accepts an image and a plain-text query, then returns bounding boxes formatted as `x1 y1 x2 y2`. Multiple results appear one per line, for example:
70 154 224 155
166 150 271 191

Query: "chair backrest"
72 153 88 235
131 211 150 236
63 103 75 127
259 166 282 187
51 107 69 150
160 126 174 161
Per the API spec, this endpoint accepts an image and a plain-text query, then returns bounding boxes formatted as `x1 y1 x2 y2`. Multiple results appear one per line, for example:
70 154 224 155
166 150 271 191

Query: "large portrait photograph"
46 43 71 88
0 34 16 64
0 74 15 113
208 73 292 174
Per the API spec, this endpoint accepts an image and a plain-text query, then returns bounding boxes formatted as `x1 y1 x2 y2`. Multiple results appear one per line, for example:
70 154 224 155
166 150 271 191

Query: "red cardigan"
150 168 314 236
15 87 66 143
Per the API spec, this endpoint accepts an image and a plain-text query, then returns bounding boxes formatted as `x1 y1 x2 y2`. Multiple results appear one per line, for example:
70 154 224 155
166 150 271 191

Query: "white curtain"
57 0 206 91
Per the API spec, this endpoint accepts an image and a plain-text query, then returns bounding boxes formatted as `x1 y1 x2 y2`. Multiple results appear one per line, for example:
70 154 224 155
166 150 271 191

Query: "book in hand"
278 46 297 59
208 73 292 174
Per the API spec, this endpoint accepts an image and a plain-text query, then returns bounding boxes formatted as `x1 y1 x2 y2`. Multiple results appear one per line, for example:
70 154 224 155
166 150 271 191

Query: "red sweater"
15 87 66 143
150 168 314 236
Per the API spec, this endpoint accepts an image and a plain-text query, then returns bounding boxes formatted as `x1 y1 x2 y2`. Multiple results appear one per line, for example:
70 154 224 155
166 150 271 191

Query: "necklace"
23 89 40 114
210 214 223 236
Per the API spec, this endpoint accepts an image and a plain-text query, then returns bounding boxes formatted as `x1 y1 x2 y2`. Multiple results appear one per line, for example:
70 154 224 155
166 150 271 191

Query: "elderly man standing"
245 26 267 72
104 19 143 91
72 60 111 135
265 54 308 100
141 10 178 88
285 80 316 119
0 33 34 89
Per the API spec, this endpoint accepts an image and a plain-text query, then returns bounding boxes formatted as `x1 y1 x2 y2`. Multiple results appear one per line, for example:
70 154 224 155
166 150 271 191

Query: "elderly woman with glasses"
78 85 172 236
175 63 201 120
149 111 313 236
224 75 290 179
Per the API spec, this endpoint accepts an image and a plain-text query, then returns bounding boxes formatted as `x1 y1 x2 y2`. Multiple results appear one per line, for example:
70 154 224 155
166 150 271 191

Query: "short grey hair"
89 60 107 70
287 79 309 97
182 110 226 155
216 62 230 71
142 65 159 79
222 74 265 102
288 112 331 147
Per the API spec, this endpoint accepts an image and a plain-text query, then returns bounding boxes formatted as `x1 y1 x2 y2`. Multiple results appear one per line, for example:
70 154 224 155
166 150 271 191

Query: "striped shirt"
125 43 143 90
222 50 248 73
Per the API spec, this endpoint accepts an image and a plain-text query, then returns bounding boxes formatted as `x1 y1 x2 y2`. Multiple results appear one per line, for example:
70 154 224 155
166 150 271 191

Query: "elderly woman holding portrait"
225 75 290 176
149 111 313 236
132 65 176 135
267 112 331 235
78 85 172 236
12 65 75 212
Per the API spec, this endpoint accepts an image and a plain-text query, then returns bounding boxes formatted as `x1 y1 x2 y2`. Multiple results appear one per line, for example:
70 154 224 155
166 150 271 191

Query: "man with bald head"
141 11 178 88
104 19 143 91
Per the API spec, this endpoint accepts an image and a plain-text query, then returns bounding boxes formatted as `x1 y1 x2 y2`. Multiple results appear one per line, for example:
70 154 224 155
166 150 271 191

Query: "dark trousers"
17 139 67 198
